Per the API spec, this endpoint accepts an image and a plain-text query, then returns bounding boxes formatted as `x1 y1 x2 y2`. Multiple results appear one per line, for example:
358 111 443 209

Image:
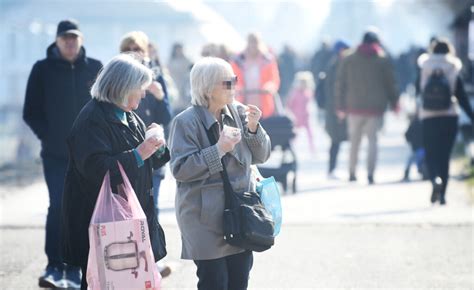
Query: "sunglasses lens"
222 76 237 89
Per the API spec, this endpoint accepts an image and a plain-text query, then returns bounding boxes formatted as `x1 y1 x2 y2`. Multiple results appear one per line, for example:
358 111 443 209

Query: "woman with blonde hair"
120 31 173 277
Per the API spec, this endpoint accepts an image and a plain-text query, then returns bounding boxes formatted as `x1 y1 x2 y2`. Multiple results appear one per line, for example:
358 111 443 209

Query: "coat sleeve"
151 147 171 170
263 59 281 92
334 58 347 111
23 62 47 140
234 103 272 164
454 76 474 122
153 75 173 127
243 124 271 165
169 116 223 182
69 121 140 188
383 59 400 109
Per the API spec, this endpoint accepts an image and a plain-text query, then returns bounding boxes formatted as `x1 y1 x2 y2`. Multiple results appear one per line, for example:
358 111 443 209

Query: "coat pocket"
200 184 225 231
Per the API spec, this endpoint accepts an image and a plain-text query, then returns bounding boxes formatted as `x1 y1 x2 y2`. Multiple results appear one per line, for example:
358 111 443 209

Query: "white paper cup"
145 126 164 142
223 125 241 138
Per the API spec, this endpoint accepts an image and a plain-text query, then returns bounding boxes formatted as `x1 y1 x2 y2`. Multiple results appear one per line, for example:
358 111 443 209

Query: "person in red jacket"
231 33 280 118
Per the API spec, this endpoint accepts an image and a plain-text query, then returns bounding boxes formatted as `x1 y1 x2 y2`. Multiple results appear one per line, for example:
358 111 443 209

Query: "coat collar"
97 100 141 136
97 100 126 124
193 105 235 131
46 42 88 66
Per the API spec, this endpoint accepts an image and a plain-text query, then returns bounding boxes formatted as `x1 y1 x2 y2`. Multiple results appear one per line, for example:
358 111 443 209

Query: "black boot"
439 191 446 205
431 177 442 204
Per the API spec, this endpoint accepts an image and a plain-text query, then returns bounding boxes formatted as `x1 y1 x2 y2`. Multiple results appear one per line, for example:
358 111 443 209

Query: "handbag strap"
204 120 236 210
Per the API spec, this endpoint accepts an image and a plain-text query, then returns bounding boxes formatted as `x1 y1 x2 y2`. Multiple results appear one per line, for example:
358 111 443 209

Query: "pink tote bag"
87 162 161 290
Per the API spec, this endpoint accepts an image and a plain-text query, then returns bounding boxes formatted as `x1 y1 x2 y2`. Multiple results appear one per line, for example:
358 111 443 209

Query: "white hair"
91 53 153 107
190 57 234 107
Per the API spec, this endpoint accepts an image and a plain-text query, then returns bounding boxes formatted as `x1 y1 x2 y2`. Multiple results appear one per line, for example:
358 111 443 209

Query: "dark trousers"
42 157 68 266
422 116 458 195
329 140 341 173
194 251 253 290
80 265 87 290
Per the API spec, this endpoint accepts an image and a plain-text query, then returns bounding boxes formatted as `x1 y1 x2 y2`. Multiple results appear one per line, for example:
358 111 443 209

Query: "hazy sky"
203 0 453 55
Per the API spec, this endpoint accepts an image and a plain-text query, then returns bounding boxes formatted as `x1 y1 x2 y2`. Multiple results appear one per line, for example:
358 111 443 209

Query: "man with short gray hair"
23 19 102 289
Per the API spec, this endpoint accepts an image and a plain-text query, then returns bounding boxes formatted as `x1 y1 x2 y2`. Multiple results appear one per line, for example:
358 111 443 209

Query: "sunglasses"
222 76 238 90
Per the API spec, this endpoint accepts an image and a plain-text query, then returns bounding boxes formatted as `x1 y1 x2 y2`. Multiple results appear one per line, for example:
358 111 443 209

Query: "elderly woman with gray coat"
168 57 271 290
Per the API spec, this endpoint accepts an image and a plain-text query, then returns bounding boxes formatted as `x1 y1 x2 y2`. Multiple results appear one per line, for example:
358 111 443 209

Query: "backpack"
422 69 452 110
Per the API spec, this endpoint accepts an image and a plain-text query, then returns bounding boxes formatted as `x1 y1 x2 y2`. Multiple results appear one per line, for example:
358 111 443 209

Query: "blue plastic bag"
256 176 282 236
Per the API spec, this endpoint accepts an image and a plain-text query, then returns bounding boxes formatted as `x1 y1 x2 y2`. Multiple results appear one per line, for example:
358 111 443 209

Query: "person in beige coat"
168 57 271 290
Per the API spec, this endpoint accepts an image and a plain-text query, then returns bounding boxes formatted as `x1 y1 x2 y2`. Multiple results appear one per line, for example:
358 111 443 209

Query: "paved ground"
1 112 473 289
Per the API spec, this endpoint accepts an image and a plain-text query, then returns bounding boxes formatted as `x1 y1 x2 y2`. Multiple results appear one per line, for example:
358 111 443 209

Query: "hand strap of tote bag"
203 105 274 252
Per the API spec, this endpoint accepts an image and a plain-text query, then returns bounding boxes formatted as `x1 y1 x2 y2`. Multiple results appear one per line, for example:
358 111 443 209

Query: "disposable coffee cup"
145 126 164 142
223 125 241 138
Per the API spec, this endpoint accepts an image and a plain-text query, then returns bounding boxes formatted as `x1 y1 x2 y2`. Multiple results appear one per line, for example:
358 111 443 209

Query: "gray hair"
190 57 234 107
91 53 153 107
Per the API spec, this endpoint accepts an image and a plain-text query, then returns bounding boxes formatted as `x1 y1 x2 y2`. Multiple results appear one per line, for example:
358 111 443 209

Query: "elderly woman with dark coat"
60 54 170 290
168 57 271 290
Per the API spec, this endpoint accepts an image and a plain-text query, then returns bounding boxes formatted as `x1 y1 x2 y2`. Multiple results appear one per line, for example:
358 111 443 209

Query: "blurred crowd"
18 18 474 289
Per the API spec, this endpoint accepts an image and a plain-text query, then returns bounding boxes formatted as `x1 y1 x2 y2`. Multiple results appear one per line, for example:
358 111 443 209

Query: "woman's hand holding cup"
146 123 165 143
217 125 241 153
137 123 166 160
136 137 165 160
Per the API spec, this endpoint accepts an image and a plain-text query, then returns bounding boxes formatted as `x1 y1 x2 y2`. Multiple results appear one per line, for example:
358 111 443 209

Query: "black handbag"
205 121 275 252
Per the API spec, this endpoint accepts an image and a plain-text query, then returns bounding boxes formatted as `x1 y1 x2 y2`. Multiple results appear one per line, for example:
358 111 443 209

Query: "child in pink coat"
286 71 316 153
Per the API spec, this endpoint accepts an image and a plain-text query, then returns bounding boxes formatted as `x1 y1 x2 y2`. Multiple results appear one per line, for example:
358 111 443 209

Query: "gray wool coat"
168 103 271 260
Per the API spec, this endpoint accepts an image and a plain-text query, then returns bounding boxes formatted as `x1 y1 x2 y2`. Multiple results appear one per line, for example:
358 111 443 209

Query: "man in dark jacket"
335 29 399 184
22 19 102 289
